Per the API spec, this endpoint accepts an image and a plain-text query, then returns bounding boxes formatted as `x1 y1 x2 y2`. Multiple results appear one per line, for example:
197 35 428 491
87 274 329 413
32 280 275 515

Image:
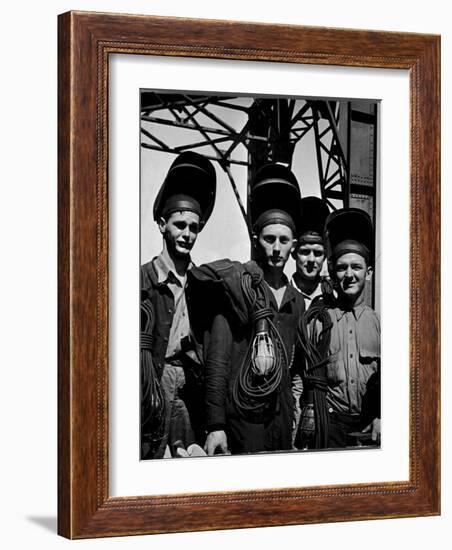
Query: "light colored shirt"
153 254 192 362
325 304 380 415
290 275 323 309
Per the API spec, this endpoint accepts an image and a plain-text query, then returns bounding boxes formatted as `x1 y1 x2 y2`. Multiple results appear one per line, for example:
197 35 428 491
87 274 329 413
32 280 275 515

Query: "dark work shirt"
206 281 304 431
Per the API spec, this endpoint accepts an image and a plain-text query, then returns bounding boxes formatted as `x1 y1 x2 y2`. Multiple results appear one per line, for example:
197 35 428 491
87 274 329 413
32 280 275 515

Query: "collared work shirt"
153 254 191 362
326 304 380 415
142 254 202 457
290 275 323 309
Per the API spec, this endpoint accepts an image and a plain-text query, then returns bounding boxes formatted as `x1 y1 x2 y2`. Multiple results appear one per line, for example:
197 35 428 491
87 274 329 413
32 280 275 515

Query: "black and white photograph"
1 0 446 545
139 91 380 460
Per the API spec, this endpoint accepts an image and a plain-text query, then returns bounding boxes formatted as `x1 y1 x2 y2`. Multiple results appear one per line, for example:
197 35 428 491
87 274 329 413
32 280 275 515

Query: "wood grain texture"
57 10 440 539
57 10 72 539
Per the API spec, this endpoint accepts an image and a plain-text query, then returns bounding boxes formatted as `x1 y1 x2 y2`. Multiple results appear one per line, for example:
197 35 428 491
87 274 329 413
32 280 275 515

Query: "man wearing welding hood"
323 208 381 447
290 197 332 445
291 196 331 309
187 164 305 455
296 207 380 450
140 151 216 459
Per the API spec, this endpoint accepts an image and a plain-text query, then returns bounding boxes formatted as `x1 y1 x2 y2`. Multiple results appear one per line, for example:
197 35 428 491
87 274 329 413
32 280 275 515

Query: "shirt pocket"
357 328 380 361
326 351 347 387
359 349 380 368
358 350 379 395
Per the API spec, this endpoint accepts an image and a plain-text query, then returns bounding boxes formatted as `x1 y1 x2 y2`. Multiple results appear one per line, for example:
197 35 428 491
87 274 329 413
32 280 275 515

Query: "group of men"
140 151 380 460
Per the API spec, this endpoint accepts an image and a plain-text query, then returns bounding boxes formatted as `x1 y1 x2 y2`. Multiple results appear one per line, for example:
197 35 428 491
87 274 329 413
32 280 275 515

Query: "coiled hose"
232 271 289 416
297 302 333 448
140 296 165 458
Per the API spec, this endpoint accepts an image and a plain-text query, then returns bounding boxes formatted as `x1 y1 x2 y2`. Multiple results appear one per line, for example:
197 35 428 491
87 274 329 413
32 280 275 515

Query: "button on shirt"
153 254 191 362
325 304 380 415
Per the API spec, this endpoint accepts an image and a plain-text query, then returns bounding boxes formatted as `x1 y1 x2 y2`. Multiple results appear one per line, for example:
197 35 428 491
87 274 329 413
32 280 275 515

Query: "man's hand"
204 430 229 456
362 417 381 443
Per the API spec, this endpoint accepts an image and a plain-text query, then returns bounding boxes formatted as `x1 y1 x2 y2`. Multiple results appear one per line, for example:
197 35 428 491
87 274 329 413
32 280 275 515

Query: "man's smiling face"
333 252 373 303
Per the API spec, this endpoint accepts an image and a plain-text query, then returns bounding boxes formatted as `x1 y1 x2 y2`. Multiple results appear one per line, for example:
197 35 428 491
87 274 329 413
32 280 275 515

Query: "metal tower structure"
141 92 377 234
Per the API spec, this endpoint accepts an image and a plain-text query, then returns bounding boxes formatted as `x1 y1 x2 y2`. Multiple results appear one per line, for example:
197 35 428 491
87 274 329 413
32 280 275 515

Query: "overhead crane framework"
141 92 377 239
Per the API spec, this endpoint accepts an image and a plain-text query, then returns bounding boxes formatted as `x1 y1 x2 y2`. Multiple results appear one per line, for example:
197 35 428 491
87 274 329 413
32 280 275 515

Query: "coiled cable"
232 271 289 416
140 296 165 457
297 302 333 448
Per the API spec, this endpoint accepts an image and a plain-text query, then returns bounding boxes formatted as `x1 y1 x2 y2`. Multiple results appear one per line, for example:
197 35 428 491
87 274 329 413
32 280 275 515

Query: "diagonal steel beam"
141 143 249 166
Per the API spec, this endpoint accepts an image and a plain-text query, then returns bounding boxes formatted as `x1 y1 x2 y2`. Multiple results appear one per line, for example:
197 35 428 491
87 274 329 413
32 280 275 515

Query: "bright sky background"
140 95 323 277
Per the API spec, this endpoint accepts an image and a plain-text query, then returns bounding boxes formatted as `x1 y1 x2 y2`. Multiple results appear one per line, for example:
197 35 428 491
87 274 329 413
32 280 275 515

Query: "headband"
160 194 202 219
331 239 370 264
298 231 324 245
253 209 296 235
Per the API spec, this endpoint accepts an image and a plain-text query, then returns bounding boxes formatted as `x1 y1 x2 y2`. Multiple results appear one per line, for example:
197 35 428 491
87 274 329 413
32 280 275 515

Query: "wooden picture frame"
58 11 440 539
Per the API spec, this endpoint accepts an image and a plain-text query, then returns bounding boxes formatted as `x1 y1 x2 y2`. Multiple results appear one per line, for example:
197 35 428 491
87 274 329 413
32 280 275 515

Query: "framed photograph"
58 11 440 538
